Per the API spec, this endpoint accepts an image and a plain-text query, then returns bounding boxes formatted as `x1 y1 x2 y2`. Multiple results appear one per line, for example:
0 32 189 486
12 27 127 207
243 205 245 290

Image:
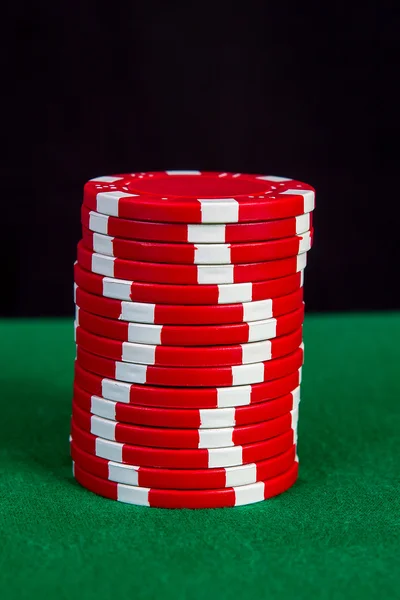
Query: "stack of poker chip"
71 171 315 509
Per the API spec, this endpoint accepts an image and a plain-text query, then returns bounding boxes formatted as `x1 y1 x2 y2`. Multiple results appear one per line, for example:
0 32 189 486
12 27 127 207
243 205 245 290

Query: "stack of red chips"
71 171 315 509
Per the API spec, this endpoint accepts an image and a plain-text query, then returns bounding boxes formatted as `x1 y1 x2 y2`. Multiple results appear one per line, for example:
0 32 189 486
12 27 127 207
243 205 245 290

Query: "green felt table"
1 314 399 599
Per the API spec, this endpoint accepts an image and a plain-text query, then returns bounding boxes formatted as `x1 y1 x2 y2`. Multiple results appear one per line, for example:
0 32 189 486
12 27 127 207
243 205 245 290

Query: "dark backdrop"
3 2 399 316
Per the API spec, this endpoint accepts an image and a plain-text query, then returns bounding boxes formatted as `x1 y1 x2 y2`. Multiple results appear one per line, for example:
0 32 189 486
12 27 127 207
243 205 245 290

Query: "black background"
3 2 399 317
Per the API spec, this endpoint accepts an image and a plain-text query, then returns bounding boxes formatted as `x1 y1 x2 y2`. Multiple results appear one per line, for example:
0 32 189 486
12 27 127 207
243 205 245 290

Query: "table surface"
1 314 399 600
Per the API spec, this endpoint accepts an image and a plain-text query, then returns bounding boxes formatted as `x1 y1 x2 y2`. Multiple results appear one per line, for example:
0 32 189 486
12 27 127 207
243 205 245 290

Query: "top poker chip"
84 171 315 224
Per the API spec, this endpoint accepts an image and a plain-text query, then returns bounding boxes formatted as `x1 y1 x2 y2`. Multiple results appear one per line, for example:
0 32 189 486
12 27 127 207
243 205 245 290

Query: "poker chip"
74 361 303 408
82 205 313 243
75 344 304 387
75 324 303 367
72 400 298 448
72 170 315 507
77 241 307 285
73 383 301 428
74 263 304 305
74 285 304 325
84 171 315 224
71 440 297 491
75 305 305 346
70 419 298 468
81 225 313 265
73 459 299 508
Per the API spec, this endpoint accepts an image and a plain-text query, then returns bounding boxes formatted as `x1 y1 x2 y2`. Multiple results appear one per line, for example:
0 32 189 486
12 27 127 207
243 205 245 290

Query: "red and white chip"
75 305 305 345
73 401 299 449
84 171 315 224
71 440 297 489
78 241 307 285
74 360 303 409
74 262 304 305
73 382 301 428
74 285 304 325
71 418 298 469
82 204 313 243
81 225 313 264
75 344 304 387
73 459 299 508
75 324 303 367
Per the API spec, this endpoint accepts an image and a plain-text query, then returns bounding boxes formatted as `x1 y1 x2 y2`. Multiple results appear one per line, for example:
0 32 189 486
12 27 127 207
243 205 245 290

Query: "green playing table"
1 314 399 599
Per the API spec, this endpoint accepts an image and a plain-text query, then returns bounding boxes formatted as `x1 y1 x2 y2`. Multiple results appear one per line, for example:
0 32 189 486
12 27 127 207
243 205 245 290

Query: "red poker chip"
73 459 299 508
74 357 303 409
75 324 303 368
75 343 304 387
70 418 297 469
82 204 313 244
84 171 315 224
75 305 305 346
73 382 301 428
70 439 297 490
77 241 307 285
72 400 298 449
74 285 304 325
74 262 304 305
81 225 313 265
